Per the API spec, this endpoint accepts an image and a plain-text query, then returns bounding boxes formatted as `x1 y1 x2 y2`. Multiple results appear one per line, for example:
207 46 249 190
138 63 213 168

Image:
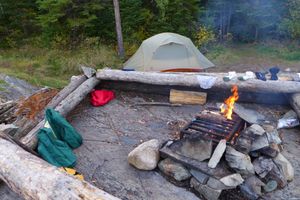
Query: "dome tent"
123 32 215 72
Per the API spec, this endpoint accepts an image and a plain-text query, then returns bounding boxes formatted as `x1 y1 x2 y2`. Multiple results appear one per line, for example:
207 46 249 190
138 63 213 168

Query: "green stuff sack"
37 128 76 167
45 108 82 149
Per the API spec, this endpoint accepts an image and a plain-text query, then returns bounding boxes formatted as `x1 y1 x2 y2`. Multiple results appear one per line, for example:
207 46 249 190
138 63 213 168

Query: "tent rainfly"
123 32 215 72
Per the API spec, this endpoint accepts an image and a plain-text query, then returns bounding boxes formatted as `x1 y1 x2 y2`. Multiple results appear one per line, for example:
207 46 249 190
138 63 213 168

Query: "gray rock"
158 158 191 181
0 123 18 136
266 129 282 144
240 176 265 200
174 137 212 162
207 176 234 190
273 153 294 181
220 173 244 187
266 160 287 188
190 169 209 184
225 146 255 175
253 156 274 178
248 124 265 136
251 134 269 151
128 139 160 170
190 178 222 200
208 139 226 168
263 180 277 193
233 103 266 124
257 143 279 158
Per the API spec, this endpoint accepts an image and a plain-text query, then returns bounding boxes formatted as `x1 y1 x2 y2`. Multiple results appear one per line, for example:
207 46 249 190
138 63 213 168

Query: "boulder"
128 139 160 170
273 153 294 181
208 139 226 168
250 134 269 152
158 158 191 181
225 146 255 175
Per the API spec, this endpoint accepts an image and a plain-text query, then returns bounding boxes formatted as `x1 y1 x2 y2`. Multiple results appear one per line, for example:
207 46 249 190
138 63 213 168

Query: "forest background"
0 0 299 88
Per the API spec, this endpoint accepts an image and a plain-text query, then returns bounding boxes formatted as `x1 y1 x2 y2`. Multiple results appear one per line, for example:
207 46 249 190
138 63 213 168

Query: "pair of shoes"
255 67 280 81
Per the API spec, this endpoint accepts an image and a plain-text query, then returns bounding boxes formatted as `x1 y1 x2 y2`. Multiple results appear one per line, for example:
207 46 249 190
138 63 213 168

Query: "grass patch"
0 44 122 88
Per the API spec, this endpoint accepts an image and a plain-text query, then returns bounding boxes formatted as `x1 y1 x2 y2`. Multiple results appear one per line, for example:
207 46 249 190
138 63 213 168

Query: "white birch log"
96 69 300 93
21 77 100 149
0 138 119 200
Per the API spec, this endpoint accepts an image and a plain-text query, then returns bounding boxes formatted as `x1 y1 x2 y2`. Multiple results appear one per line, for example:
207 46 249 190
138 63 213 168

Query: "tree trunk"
20 77 100 149
14 75 87 140
0 137 119 200
96 69 300 94
113 0 125 58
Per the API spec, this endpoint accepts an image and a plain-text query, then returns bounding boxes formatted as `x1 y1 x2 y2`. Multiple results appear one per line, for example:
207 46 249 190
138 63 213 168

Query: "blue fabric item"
269 67 280 80
255 72 267 81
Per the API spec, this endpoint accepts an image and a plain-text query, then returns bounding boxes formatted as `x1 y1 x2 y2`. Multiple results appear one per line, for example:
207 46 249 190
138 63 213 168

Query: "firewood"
169 89 207 105
0 138 119 200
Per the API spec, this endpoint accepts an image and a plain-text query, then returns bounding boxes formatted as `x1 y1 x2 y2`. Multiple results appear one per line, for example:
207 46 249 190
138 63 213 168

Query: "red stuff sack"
90 90 115 107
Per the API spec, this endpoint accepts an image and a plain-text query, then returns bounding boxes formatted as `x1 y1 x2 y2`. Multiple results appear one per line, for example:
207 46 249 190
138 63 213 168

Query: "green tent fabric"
45 108 82 149
37 128 77 167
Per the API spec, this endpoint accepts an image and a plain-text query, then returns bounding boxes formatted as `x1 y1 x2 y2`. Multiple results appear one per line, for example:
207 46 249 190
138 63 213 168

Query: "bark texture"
96 69 300 94
0 138 119 200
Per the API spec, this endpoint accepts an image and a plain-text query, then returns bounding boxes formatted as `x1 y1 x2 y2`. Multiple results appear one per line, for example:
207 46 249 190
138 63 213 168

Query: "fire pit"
156 86 294 200
181 108 245 145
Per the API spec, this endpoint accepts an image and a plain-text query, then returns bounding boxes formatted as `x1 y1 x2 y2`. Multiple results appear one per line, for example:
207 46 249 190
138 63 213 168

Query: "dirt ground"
0 70 299 199
65 90 300 200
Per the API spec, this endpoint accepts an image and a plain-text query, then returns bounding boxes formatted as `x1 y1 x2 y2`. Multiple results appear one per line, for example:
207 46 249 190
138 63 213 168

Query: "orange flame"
220 85 239 120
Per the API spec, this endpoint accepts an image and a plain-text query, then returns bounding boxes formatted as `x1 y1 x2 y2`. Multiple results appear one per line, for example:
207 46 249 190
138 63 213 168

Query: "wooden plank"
170 89 207 105
0 137 120 200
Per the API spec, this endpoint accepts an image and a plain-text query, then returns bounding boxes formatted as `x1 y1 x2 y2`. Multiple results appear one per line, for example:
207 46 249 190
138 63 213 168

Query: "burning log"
0 137 119 200
96 69 300 94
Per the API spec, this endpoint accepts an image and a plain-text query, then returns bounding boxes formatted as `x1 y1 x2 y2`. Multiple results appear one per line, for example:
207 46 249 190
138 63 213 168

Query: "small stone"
208 139 226 168
128 139 160 170
240 176 265 200
190 169 209 184
0 123 18 136
174 137 212 162
190 178 222 200
220 173 244 187
263 180 277 192
253 156 274 178
273 153 294 181
158 158 191 181
225 146 255 175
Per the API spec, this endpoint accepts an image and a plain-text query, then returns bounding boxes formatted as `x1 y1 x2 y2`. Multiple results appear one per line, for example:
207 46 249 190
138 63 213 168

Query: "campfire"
156 86 293 200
